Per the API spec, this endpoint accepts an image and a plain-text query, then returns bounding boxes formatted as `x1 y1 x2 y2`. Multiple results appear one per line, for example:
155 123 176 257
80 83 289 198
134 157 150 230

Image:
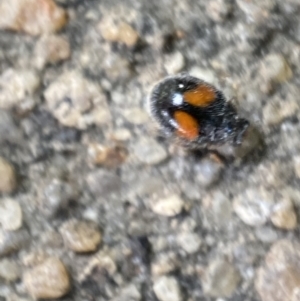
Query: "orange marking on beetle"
183 84 216 107
174 111 199 140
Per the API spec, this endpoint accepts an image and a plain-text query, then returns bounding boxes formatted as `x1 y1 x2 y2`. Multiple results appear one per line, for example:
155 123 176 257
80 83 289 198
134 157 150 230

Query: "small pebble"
102 53 132 81
153 276 182 301
0 198 22 231
0 259 20 282
113 284 141 301
0 157 17 194
33 34 71 69
23 257 70 300
0 0 68 36
255 226 278 243
98 18 139 47
294 156 300 178
255 240 300 301
82 207 99 223
44 71 111 129
251 161 285 188
88 143 128 168
0 229 30 257
79 249 117 283
260 53 292 88
151 252 179 276
202 258 241 298
194 156 224 187
40 230 64 249
97 16 119 41
236 0 276 23
164 52 185 75
206 0 232 22
176 232 202 254
0 110 23 144
111 128 132 141
202 191 232 228
150 194 184 217
117 22 140 47
59 219 102 253
127 175 164 204
15 97 38 116
263 97 298 126
233 187 274 226
234 243 264 266
271 198 297 230
133 138 168 165
180 181 202 201
0 69 40 110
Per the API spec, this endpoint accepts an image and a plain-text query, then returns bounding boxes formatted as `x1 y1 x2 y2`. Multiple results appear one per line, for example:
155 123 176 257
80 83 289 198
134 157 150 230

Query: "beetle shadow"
189 125 267 166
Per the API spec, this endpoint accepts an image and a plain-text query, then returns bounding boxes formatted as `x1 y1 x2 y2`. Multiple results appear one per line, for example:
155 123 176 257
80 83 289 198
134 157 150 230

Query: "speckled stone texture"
0 0 300 300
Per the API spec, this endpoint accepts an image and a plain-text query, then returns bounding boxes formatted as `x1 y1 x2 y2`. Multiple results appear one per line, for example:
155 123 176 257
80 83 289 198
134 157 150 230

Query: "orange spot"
183 84 216 107
174 111 199 140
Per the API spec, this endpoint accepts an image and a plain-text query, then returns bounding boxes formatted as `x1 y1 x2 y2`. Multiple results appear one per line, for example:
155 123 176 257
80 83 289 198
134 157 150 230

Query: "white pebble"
153 276 182 301
176 232 202 254
0 69 40 109
0 198 22 231
150 194 184 217
164 52 185 75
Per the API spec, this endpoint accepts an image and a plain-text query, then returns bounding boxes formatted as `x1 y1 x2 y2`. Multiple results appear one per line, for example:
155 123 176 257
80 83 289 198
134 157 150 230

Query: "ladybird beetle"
148 74 249 148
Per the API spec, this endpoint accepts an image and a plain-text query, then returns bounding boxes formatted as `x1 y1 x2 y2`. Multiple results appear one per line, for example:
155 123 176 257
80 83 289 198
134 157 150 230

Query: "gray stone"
233 187 274 226
59 219 102 253
294 156 300 178
0 158 17 194
153 276 182 301
255 240 300 301
176 232 201 254
236 0 276 23
98 17 139 47
260 53 292 84
263 96 298 126
255 227 278 243
194 156 224 187
0 198 22 231
206 0 232 22
33 34 71 69
133 138 168 165
0 69 40 109
151 252 179 276
202 258 241 298
23 257 70 299
44 71 111 129
86 169 122 198
202 191 232 228
112 284 141 301
164 52 185 75
270 197 297 230
0 110 23 144
0 229 30 257
149 194 184 217
0 259 20 282
0 0 67 36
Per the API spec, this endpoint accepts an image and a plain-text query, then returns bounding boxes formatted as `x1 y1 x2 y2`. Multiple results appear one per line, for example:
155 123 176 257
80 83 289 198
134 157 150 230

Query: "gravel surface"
0 0 300 300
